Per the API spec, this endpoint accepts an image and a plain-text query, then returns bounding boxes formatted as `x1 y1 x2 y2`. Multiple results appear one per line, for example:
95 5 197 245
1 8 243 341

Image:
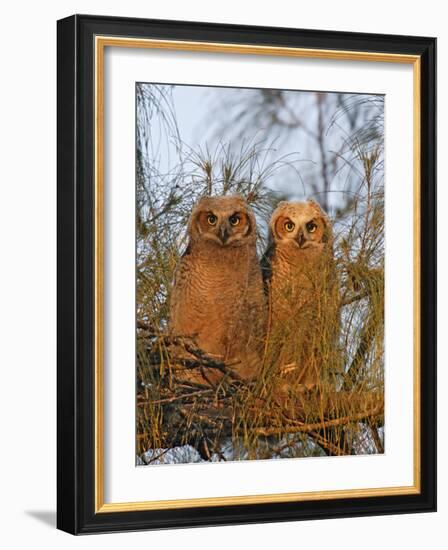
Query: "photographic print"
135 83 385 465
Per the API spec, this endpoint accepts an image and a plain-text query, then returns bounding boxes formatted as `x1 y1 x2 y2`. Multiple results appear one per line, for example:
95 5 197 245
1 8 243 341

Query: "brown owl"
169 195 267 385
262 199 339 391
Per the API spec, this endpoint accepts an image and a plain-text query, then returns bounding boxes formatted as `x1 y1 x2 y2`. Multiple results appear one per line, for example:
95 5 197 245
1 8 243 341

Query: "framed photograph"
57 14 436 534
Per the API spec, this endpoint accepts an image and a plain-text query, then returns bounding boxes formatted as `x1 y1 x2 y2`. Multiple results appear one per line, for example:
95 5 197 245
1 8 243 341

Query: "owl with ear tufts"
169 195 267 385
262 199 339 391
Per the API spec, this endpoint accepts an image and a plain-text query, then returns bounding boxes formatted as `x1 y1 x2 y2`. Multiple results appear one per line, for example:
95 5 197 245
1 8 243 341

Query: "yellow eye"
207 214 217 226
306 221 317 233
284 220 295 232
229 215 240 226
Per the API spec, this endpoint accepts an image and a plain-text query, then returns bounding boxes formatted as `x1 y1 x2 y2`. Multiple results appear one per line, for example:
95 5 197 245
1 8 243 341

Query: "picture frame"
57 14 436 534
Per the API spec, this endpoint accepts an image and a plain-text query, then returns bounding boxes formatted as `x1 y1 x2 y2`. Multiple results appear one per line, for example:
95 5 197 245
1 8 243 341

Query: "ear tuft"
307 198 323 210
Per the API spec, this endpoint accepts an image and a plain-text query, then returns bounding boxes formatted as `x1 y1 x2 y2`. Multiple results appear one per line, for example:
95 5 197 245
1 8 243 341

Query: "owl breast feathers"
169 195 267 385
262 199 339 390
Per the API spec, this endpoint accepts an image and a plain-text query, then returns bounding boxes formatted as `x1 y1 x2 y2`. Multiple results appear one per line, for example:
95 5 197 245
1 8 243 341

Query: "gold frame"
94 36 421 513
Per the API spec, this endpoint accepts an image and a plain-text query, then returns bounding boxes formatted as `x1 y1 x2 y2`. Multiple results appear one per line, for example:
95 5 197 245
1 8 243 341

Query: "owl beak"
219 225 230 244
296 230 306 248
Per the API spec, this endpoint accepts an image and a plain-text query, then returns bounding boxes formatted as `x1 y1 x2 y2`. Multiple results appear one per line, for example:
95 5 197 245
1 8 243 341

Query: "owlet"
262 199 339 391
169 195 267 385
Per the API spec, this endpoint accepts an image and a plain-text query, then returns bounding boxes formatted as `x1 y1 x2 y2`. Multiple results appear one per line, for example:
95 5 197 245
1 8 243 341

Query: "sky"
138 82 384 218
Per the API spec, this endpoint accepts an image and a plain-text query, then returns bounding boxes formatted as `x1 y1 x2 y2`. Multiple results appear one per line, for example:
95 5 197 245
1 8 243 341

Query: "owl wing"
169 244 192 325
260 239 275 294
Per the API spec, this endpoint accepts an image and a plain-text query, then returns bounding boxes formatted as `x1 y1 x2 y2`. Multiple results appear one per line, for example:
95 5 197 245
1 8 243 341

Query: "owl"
169 195 267 386
262 199 338 391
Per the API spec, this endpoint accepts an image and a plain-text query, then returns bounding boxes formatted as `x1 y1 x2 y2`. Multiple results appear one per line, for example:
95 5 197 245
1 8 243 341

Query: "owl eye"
229 215 240 226
284 220 295 232
306 221 317 233
207 214 217 226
